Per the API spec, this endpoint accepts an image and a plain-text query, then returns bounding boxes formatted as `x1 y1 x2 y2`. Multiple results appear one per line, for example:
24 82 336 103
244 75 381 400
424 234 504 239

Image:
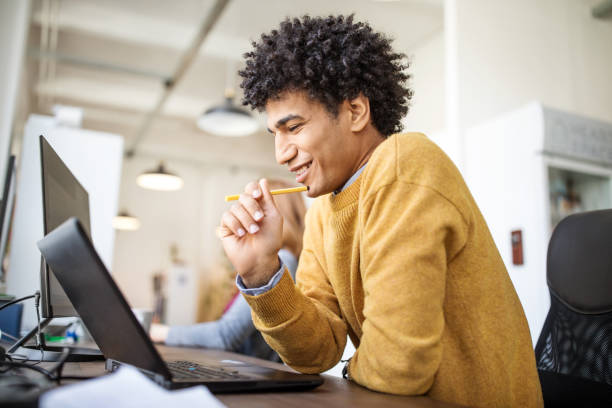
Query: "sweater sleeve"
349 181 468 395
243 209 348 373
167 250 301 350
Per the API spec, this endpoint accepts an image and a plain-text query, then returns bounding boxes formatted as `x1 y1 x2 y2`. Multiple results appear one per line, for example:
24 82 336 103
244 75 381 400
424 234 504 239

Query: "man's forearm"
243 270 348 373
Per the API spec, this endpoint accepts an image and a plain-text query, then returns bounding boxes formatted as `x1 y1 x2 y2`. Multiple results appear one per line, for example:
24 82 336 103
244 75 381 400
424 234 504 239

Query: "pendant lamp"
196 89 259 137
137 162 184 191
113 210 141 231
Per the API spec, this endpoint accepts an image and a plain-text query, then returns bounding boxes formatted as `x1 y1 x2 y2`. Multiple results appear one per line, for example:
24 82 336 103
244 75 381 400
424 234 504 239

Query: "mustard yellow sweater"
244 133 543 407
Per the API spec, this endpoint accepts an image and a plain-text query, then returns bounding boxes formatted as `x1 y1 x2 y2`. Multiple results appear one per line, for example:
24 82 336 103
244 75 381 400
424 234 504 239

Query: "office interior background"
1 0 611 377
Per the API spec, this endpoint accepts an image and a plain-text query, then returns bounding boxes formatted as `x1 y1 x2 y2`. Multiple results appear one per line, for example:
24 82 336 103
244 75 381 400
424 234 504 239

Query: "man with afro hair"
217 15 542 407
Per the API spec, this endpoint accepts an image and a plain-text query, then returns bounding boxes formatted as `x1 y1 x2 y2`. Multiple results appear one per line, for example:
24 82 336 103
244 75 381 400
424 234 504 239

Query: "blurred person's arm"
163 295 255 350
149 323 169 343
150 249 299 349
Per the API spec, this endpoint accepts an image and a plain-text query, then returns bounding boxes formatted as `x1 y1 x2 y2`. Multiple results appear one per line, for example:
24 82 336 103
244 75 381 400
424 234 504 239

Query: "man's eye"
289 124 301 132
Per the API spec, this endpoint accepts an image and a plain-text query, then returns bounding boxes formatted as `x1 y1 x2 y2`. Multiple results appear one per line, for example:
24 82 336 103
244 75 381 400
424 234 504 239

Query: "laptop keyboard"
168 360 251 381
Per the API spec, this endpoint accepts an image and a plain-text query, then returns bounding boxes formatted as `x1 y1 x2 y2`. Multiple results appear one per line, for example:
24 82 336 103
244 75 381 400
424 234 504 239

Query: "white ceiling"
22 0 443 166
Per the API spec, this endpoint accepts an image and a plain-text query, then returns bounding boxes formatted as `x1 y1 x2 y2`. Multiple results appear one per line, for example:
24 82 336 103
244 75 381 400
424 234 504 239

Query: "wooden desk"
52 345 462 408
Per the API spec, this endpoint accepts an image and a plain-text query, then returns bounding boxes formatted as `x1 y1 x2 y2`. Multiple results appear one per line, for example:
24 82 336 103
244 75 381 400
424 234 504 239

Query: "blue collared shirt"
237 164 367 295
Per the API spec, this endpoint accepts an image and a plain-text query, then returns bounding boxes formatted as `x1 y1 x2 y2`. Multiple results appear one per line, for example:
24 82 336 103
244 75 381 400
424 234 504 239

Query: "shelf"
548 166 611 230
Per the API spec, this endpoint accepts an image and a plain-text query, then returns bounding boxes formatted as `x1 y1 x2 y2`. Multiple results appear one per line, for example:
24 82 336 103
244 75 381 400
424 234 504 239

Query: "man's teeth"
295 164 310 175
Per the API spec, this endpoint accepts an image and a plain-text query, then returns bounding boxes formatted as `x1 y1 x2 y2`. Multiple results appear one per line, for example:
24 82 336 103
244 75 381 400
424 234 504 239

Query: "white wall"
465 103 550 343
446 0 612 169
446 0 612 341
7 114 123 329
113 156 206 310
466 102 612 343
0 1 31 184
112 153 291 313
403 30 446 138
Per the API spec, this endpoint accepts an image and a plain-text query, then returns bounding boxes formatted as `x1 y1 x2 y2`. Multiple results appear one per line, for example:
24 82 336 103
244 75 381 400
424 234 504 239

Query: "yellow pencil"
225 186 309 202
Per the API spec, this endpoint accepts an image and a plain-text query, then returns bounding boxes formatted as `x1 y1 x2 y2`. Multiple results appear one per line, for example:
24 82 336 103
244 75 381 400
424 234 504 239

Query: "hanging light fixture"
196 89 259 137
113 210 141 231
136 162 184 191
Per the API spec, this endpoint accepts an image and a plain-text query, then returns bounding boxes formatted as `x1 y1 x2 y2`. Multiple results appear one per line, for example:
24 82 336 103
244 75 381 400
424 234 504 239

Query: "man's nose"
275 135 297 165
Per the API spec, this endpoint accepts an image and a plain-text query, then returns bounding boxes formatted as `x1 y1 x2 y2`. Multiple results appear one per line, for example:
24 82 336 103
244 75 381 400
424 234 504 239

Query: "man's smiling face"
266 91 362 197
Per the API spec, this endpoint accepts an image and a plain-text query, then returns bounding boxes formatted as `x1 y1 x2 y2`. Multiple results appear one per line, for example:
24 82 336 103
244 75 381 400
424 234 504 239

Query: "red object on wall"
511 230 524 265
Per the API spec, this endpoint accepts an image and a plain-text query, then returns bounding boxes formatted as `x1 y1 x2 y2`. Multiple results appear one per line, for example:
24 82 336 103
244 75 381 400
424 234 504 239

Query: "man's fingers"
230 202 260 234
216 226 233 239
244 181 262 199
220 211 247 238
259 179 279 212
238 194 264 222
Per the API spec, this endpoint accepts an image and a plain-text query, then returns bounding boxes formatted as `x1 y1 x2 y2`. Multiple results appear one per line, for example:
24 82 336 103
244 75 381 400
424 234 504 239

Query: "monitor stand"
7 317 104 362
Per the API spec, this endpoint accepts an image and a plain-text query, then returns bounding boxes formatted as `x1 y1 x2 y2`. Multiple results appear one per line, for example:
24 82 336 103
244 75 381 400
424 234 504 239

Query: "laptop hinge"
105 359 172 388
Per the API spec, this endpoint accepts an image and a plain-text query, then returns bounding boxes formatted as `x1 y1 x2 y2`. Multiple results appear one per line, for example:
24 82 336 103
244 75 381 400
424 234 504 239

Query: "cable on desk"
4 291 45 366
0 306 74 405
50 347 71 383
0 330 18 342
58 375 97 381
0 360 56 381
0 346 71 384
0 293 37 312
0 364 54 405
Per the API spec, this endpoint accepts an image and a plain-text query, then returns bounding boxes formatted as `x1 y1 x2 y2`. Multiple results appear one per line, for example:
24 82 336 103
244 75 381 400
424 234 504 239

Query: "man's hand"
217 179 283 288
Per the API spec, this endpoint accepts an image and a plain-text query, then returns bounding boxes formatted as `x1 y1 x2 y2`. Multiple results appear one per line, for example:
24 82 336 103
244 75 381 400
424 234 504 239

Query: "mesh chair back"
535 210 612 386
536 295 612 385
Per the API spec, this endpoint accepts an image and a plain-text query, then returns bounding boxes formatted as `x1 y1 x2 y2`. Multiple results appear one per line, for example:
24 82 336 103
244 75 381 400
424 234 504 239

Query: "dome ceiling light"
136 162 184 191
113 210 141 231
196 89 259 137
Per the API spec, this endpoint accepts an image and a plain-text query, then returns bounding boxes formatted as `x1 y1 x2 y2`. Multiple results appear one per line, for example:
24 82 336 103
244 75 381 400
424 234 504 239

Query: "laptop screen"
36 217 171 379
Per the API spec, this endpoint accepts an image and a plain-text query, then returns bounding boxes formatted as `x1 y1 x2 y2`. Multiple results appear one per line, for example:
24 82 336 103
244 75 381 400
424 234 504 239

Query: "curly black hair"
239 14 412 137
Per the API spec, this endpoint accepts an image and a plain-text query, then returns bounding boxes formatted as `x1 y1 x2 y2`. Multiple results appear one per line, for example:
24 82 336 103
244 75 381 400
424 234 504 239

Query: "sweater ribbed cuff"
242 269 299 327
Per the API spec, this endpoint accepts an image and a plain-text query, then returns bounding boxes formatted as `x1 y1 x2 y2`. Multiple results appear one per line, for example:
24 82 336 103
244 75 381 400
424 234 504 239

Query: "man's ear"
347 94 371 133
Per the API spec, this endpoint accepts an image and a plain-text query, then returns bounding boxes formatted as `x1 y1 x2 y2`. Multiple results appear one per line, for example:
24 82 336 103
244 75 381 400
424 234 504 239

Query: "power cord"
0 292 38 312
0 290 96 403
34 291 44 363
0 346 71 383
0 329 18 342
0 293 96 405
0 345 67 406
1 291 44 365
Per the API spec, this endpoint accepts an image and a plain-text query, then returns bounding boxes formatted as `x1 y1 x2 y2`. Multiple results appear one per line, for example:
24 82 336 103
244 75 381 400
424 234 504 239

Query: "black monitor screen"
40 136 91 317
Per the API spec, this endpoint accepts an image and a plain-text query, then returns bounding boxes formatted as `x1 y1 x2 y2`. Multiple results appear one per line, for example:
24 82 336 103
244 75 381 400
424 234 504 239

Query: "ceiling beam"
125 0 230 158
28 48 169 80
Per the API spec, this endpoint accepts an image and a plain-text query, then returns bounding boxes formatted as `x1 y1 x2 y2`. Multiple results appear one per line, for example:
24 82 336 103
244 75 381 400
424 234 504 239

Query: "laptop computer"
36 217 324 392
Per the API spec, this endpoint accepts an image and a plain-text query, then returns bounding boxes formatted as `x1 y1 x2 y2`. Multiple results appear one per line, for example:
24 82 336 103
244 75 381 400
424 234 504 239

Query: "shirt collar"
333 163 367 196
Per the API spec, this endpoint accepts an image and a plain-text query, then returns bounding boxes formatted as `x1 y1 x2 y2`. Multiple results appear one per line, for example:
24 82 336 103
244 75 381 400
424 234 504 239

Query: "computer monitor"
8 136 102 361
0 155 17 281
39 136 92 318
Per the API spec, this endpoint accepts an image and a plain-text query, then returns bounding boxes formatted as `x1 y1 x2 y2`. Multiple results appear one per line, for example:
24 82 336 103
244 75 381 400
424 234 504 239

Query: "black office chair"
535 209 612 407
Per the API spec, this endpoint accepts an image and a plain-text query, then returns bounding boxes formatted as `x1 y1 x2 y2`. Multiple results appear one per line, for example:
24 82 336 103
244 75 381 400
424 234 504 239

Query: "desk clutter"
0 345 225 407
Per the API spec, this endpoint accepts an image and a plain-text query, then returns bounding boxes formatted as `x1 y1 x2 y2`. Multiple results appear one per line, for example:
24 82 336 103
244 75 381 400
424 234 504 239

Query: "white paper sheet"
39 366 226 408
